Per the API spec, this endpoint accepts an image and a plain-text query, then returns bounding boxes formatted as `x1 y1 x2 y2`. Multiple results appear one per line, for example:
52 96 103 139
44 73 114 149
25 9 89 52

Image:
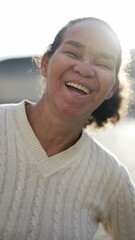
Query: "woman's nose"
73 62 95 78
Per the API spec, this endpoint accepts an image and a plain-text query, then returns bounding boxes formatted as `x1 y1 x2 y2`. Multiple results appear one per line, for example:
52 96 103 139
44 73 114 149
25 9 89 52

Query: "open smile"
65 82 91 94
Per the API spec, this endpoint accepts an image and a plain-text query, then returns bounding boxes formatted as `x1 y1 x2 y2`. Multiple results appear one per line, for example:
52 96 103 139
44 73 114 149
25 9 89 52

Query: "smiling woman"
0 17 135 240
36 17 126 128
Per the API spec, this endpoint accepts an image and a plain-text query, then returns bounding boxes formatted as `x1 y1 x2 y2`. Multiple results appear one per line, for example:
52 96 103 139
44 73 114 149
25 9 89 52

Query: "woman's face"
41 20 119 123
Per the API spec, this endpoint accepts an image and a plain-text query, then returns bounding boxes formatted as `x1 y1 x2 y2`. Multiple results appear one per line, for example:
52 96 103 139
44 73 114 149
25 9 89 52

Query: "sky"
0 0 135 60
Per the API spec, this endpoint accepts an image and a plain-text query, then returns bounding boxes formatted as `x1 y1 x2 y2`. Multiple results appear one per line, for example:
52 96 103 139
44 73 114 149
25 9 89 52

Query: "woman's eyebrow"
64 40 116 61
64 40 85 49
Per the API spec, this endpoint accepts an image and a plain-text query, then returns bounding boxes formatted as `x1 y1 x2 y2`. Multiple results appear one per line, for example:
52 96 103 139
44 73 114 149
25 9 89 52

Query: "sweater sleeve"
103 165 135 240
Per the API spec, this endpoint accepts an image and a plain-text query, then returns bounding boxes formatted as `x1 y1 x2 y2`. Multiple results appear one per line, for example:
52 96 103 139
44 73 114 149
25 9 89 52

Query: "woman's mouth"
65 82 90 95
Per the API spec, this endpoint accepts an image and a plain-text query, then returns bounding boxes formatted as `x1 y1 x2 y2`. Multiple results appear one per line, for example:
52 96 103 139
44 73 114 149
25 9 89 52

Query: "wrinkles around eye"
95 63 114 71
64 51 80 58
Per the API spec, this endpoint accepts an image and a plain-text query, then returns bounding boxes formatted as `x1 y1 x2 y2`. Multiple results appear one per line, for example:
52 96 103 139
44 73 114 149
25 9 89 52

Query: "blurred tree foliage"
125 49 135 116
126 49 135 79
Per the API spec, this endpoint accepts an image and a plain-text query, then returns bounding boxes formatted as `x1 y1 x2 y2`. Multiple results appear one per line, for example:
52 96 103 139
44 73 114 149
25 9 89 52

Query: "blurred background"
0 0 135 239
0 0 135 104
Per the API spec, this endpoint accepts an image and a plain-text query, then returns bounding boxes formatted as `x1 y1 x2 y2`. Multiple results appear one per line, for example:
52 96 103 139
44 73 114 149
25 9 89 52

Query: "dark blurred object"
0 57 41 103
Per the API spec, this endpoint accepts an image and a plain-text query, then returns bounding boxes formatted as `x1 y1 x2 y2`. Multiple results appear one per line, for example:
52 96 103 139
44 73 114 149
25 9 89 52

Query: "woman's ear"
40 54 49 77
105 79 119 100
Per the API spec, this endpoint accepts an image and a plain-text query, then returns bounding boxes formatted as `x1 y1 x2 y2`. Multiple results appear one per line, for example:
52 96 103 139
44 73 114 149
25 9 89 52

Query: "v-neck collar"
12 101 90 177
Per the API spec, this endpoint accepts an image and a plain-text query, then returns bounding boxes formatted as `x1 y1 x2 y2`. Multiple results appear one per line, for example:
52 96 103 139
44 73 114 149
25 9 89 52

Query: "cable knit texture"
0 101 135 240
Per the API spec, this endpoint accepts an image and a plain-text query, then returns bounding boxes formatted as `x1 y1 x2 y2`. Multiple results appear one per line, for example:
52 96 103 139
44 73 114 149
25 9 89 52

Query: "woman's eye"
96 63 112 70
65 51 79 58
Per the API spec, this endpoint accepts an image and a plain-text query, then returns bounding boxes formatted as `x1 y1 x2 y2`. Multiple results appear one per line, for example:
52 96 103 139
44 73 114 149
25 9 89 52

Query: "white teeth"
66 82 90 94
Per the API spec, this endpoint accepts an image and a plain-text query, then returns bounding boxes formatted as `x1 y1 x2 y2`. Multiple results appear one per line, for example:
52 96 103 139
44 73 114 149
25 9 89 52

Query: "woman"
0 17 135 240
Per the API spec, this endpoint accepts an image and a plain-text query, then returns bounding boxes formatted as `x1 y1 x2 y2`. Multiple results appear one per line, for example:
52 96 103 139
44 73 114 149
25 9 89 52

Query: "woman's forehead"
65 20 115 38
63 21 119 57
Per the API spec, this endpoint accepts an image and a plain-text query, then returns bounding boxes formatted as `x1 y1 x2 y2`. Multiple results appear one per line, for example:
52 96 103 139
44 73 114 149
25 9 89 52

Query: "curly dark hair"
35 17 131 128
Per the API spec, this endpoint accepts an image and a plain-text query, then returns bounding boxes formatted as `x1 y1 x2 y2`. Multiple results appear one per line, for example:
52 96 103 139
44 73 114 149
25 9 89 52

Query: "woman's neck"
25 100 83 157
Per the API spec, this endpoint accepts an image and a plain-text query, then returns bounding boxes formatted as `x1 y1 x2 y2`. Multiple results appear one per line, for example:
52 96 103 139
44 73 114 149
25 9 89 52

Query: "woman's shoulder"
0 103 10 124
84 130 135 201
84 129 126 178
0 100 28 116
0 101 20 112
0 101 26 128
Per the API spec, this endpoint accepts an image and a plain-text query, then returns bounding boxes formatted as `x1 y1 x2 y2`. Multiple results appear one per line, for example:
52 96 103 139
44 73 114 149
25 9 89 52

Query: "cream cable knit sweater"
0 101 135 240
